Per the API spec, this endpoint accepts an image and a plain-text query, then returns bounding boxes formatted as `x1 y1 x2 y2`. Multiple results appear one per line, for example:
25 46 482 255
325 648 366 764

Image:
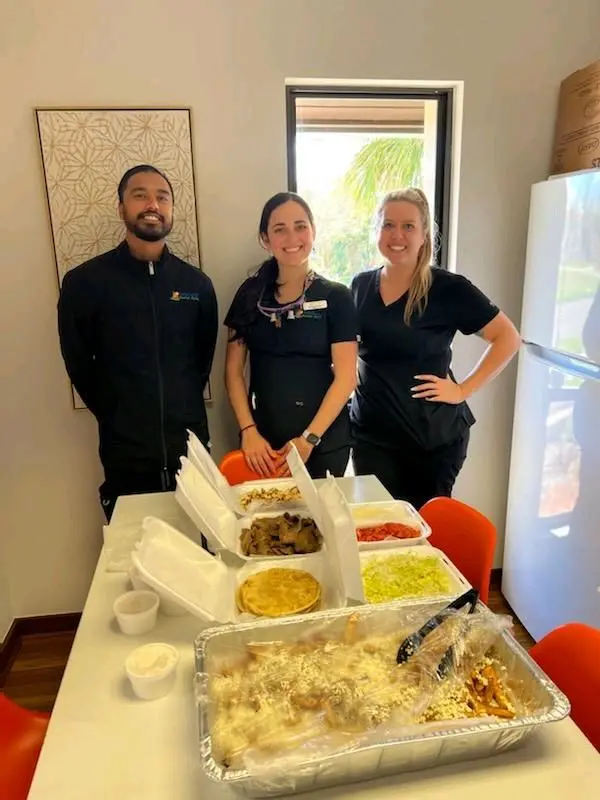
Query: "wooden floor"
1 630 77 713
488 585 534 651
0 583 533 714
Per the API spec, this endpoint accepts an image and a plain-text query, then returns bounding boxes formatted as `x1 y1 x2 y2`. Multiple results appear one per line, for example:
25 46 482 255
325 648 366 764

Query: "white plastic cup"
125 643 179 700
113 590 159 635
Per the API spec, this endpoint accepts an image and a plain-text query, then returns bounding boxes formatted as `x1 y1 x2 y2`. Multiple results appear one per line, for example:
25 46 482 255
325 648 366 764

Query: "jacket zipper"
148 260 170 490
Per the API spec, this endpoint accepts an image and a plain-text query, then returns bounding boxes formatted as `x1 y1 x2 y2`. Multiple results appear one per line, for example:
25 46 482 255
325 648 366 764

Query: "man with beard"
58 165 218 520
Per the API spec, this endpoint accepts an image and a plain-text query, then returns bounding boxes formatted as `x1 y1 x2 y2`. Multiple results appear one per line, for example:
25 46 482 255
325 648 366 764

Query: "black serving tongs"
396 588 480 679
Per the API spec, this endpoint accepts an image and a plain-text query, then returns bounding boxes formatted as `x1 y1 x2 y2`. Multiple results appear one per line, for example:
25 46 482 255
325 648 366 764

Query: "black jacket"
57 241 218 484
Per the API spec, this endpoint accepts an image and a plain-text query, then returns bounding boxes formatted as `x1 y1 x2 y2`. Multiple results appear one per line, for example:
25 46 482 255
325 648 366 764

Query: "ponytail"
227 257 279 341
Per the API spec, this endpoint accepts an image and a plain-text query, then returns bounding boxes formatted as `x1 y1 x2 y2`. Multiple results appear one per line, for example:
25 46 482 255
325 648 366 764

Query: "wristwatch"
302 430 321 447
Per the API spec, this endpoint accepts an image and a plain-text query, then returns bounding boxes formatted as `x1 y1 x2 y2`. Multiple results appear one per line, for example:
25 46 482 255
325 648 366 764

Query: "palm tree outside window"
286 88 453 285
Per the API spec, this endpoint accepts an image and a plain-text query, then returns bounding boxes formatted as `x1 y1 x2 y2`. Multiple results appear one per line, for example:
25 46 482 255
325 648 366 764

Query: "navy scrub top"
225 274 358 452
350 266 500 452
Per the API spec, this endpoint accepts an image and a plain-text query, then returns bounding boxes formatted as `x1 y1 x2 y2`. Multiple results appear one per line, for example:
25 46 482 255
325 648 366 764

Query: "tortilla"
237 568 321 618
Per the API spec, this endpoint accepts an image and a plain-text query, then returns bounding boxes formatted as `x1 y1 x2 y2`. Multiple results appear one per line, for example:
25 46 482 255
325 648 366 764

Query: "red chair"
419 497 496 604
218 449 262 486
0 692 50 800
530 623 600 750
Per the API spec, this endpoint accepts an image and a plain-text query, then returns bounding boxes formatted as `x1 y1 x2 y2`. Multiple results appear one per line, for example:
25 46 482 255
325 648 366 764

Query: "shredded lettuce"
361 554 452 603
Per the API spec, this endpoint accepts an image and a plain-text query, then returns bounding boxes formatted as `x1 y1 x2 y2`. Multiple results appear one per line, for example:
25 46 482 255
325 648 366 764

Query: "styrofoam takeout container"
129 567 188 616
132 448 365 625
176 471 320 562
175 439 327 562
125 642 179 700
185 430 307 516
234 509 324 560
349 501 432 551
132 517 333 624
359 545 470 605
113 590 159 635
233 478 306 514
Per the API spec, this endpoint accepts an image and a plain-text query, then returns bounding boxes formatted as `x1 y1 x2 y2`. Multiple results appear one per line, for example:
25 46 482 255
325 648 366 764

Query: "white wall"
1 0 599 617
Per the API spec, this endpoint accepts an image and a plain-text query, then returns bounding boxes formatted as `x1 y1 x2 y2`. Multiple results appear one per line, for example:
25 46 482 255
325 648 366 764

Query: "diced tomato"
356 523 421 542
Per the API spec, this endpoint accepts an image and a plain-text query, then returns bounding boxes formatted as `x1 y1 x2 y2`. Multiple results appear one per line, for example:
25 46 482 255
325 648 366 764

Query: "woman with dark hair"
224 192 358 478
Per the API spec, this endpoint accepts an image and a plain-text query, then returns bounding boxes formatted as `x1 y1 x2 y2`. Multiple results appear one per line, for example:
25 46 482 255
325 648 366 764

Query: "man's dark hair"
117 165 174 203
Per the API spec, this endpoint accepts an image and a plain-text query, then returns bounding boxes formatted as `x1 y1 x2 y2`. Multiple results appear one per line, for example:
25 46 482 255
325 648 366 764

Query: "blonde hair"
375 188 433 325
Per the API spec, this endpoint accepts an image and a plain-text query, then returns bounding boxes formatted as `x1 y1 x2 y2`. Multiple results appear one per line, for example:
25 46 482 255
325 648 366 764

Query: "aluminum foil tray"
194 600 570 798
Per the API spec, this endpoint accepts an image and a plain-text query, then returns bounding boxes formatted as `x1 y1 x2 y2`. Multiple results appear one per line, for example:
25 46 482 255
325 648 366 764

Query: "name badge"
303 300 328 311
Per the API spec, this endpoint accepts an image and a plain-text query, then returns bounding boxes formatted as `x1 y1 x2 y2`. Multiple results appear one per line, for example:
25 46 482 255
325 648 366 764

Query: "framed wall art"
35 106 212 404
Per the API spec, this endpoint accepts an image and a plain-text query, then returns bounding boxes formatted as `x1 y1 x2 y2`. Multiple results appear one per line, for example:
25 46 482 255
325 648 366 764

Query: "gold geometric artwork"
36 107 201 278
36 107 211 404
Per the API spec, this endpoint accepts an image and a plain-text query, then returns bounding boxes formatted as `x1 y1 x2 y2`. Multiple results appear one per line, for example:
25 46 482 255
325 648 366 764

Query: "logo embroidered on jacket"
170 291 200 302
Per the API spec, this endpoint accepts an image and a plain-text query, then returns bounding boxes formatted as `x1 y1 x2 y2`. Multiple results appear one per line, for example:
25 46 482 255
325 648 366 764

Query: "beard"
124 212 173 242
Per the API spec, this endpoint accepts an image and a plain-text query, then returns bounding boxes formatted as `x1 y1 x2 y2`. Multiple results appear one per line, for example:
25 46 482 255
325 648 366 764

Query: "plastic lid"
318 476 364 606
285 445 323 528
132 516 235 623
175 457 237 552
186 430 241 512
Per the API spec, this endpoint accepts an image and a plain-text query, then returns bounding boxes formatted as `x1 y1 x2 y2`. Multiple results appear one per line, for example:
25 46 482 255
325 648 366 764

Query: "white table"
28 479 600 799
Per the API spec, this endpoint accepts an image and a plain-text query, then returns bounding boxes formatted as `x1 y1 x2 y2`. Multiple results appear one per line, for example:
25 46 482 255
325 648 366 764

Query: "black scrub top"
225 274 358 452
350 267 500 452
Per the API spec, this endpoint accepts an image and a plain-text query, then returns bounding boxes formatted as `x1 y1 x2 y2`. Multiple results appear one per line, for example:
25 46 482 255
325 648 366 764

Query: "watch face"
306 433 320 446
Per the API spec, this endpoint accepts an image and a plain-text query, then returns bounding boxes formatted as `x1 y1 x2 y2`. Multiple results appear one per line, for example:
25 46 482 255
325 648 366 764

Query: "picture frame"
35 106 212 404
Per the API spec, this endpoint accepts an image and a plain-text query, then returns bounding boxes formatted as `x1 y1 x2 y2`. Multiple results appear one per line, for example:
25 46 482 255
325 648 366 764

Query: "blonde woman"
350 189 521 509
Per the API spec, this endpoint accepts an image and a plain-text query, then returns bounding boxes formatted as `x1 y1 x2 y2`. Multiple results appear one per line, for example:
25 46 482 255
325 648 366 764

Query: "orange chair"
0 692 50 800
218 449 263 486
419 497 496 604
530 623 600 750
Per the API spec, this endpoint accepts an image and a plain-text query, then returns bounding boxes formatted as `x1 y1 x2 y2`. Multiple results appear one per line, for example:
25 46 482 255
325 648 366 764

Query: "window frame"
286 85 453 269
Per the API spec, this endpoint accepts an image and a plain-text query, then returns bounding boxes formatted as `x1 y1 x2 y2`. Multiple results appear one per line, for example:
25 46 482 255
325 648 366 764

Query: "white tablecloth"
28 480 600 799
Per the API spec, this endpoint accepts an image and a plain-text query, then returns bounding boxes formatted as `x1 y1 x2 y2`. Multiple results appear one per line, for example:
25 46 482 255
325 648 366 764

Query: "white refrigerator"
503 168 600 642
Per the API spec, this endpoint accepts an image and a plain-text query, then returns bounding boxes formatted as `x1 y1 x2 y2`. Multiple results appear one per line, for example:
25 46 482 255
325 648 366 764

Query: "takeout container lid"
174 458 239 554
185 431 245 514
184 431 307 516
175 442 326 557
132 457 364 624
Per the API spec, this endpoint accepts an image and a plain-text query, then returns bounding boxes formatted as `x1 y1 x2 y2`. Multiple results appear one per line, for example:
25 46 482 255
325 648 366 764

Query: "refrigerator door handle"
523 340 600 381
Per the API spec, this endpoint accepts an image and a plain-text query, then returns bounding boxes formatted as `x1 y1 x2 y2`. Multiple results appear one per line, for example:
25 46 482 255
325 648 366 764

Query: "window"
286 87 453 285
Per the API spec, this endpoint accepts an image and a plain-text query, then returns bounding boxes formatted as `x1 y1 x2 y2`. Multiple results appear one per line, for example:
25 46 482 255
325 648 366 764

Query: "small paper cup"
113 590 159 635
125 643 179 700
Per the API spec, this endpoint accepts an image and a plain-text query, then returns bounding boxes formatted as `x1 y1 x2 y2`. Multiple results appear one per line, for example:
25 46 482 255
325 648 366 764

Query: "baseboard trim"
0 612 81 685
0 575 507 684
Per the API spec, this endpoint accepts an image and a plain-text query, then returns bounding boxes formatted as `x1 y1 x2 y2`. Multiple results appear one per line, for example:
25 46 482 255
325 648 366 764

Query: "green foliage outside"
301 135 424 286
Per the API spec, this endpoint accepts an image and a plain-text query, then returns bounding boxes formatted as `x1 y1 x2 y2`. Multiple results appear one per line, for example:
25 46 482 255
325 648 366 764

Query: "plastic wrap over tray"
194 600 570 797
